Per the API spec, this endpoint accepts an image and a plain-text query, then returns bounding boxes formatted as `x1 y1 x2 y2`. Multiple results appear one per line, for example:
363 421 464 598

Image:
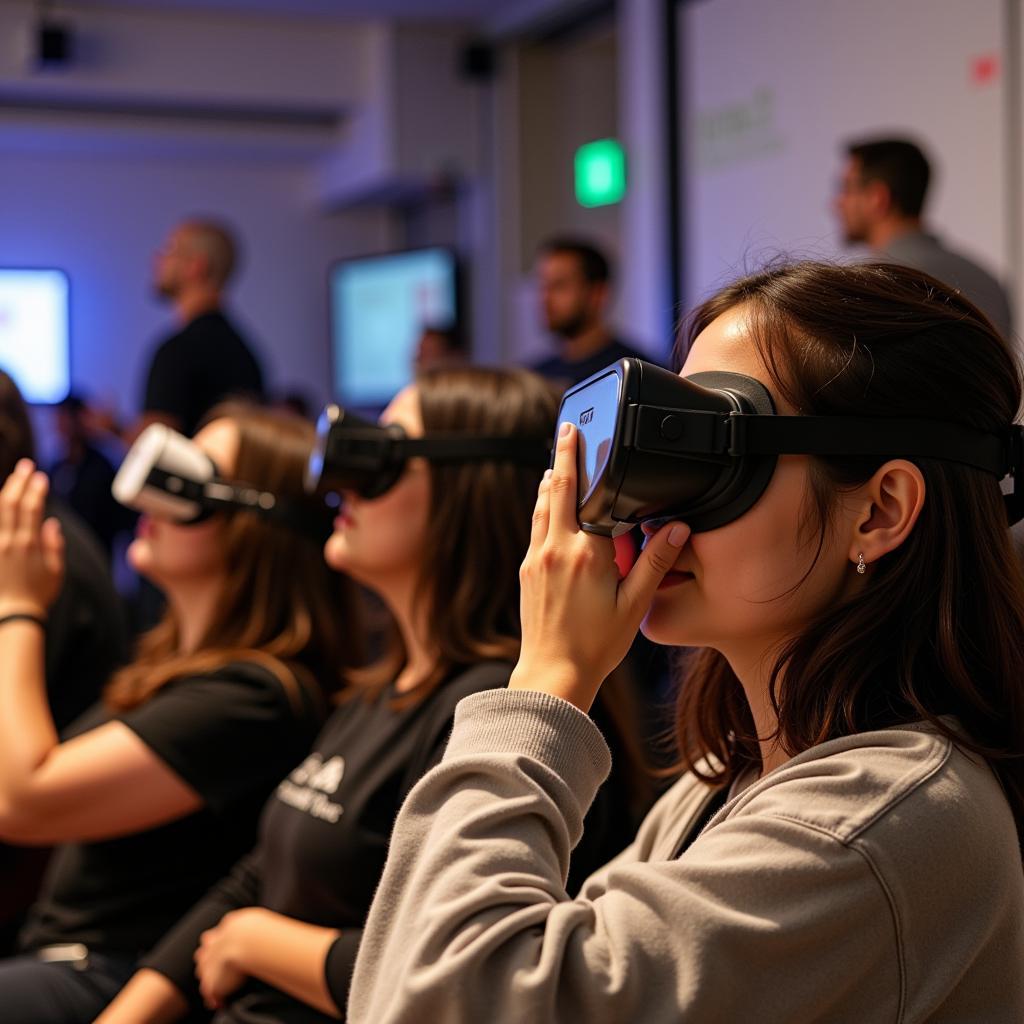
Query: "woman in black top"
98 366 561 1023
0 405 362 1024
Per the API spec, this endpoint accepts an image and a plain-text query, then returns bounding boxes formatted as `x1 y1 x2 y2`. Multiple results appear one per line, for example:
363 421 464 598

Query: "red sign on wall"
971 53 1000 86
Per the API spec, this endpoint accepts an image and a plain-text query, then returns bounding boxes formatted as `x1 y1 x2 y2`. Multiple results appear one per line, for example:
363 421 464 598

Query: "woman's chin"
323 533 351 572
640 608 698 647
126 538 150 575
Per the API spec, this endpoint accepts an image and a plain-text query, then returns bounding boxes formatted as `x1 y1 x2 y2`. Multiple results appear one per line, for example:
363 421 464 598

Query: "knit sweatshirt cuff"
444 688 613 802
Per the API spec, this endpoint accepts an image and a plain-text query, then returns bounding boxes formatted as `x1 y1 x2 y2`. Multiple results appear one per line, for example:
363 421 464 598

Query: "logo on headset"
579 408 595 427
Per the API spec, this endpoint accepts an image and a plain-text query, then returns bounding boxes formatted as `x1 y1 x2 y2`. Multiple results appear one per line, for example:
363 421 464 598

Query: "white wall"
678 0 1011 311
0 151 393 424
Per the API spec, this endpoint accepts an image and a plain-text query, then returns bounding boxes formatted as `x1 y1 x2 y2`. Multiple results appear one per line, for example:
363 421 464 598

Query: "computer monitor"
329 247 458 409
0 268 70 404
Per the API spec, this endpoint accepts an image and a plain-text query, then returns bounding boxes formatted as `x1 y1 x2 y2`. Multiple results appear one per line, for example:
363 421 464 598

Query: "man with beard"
834 138 1013 341
139 219 264 440
531 238 644 390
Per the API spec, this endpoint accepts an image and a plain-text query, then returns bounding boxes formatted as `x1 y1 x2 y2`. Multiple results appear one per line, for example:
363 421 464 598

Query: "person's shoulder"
734 723 1014 853
162 658 305 714
150 323 191 360
179 311 230 341
888 233 1000 289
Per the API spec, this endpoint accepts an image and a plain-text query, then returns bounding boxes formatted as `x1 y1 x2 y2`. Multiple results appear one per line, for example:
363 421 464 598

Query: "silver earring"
856 553 866 575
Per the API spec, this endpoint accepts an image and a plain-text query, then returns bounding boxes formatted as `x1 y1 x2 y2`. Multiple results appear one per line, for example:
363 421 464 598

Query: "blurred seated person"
0 404 362 1022
48 393 130 559
834 137 1013 340
0 371 128 955
413 324 468 375
532 237 648 391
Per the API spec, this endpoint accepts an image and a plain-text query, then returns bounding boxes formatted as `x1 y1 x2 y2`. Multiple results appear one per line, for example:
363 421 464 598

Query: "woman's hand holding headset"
509 421 689 712
0 460 64 620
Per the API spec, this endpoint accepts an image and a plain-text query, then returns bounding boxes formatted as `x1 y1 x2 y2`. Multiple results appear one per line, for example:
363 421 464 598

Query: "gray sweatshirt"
349 689 1024 1023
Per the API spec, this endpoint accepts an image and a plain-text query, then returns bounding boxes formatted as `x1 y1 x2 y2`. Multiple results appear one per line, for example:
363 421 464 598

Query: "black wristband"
0 613 46 630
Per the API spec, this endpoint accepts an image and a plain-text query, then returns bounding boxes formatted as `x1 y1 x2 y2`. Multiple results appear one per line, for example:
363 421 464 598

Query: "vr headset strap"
147 468 331 542
393 436 552 466
731 414 1010 476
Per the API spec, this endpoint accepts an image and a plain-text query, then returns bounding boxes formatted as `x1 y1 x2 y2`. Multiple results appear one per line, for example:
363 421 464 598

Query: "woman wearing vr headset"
348 262 1024 1023
0 404 362 1024
99 366 630 1023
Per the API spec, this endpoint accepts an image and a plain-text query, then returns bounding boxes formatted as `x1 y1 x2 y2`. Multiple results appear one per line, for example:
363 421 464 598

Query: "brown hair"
359 367 558 704
672 260 1024 842
359 366 654 811
105 402 363 711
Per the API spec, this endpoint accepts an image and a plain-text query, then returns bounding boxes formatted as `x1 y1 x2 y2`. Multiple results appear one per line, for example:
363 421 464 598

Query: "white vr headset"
112 423 331 541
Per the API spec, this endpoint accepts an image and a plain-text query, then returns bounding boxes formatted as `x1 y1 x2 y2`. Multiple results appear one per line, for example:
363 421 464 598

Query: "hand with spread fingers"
508 421 689 712
0 459 65 619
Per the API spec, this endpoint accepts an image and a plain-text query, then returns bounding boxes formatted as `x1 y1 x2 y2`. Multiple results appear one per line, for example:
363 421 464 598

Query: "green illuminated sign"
574 138 626 207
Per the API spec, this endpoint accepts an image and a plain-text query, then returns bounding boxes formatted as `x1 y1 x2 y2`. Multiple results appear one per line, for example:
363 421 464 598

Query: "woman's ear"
849 459 926 570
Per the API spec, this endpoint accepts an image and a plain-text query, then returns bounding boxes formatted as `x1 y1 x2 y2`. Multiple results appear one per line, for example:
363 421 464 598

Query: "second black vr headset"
305 404 552 497
112 424 332 542
558 358 1024 537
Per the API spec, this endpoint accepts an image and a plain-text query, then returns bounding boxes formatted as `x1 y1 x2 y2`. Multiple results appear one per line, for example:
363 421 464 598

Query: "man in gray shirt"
834 138 1013 341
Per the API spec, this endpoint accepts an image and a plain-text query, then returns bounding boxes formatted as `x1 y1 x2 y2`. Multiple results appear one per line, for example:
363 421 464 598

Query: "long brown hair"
361 366 654 812
106 402 363 711
672 261 1024 841
360 367 558 703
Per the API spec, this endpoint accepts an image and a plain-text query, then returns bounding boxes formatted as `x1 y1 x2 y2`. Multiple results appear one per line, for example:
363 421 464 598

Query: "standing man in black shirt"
531 237 646 390
141 218 264 440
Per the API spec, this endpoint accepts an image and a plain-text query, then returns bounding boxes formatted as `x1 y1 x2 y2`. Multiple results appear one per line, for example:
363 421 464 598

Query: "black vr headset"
558 358 1024 536
112 424 332 542
305 404 552 497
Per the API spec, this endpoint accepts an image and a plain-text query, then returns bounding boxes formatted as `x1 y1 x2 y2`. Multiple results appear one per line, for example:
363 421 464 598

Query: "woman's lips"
657 570 695 590
334 511 354 529
135 516 153 539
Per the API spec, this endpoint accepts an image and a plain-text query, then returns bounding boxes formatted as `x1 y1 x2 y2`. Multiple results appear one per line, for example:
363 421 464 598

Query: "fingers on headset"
548 422 579 535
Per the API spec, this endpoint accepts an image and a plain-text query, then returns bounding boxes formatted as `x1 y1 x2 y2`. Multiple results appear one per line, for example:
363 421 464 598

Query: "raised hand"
509 421 689 711
0 460 65 618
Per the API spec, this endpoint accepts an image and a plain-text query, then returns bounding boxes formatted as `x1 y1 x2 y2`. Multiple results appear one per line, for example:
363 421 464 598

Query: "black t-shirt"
143 311 265 437
531 337 648 391
144 661 514 1023
20 662 323 959
0 502 129 949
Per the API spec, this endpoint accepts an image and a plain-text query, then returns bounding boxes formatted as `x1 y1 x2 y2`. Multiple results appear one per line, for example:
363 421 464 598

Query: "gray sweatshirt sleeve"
348 688 899 1024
